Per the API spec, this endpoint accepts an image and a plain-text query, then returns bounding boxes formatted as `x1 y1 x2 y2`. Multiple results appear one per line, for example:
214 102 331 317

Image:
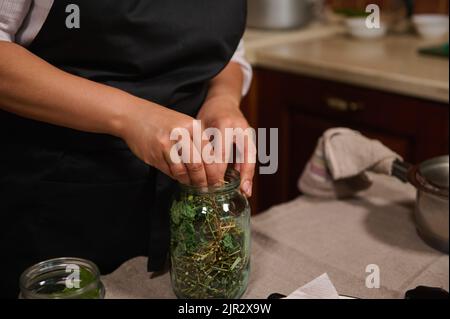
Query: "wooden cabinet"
241 68 449 214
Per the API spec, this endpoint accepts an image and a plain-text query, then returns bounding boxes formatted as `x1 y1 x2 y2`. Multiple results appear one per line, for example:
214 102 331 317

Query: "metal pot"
392 156 449 253
247 0 314 30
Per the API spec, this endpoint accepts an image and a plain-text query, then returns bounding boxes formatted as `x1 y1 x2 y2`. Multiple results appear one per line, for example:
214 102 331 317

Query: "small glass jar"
20 257 105 299
170 168 251 299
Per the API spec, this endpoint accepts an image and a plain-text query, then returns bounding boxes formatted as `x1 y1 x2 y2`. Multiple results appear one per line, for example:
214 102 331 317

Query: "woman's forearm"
204 61 244 108
0 41 222 185
0 41 145 137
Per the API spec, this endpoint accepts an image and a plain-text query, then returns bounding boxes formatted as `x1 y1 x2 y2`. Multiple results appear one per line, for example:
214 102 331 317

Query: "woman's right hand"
0 42 222 187
115 101 223 187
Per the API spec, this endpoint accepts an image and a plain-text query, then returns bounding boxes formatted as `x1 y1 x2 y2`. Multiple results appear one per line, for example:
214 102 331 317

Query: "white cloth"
0 0 252 95
298 127 402 199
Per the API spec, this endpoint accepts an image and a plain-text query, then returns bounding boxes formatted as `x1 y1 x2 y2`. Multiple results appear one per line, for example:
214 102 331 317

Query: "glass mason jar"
20 257 105 299
170 168 251 299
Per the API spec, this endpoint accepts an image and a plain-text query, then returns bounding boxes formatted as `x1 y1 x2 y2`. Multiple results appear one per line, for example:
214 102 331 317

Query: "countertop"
243 24 449 103
101 174 449 299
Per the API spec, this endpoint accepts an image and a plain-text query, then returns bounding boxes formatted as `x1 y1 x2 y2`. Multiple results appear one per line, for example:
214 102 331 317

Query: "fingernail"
242 180 252 197
213 182 224 188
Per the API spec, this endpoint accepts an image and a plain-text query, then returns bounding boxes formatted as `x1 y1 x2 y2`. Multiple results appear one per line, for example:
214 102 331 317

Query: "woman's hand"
0 43 254 192
197 96 256 197
196 61 256 198
117 101 212 187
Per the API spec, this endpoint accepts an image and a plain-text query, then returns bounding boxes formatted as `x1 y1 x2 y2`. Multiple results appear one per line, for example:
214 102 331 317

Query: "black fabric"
0 0 246 298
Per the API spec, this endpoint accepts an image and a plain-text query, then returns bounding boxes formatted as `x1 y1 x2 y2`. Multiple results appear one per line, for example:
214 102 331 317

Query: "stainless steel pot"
393 156 449 253
247 0 314 30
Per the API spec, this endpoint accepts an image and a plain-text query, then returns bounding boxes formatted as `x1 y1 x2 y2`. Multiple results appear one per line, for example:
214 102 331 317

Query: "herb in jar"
170 173 250 299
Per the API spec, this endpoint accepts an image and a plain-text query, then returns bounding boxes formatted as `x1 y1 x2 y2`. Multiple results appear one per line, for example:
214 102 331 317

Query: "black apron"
0 0 246 298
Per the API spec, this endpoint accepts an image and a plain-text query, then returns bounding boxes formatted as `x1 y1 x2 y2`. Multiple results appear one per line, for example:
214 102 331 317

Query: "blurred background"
241 0 449 214
328 0 448 14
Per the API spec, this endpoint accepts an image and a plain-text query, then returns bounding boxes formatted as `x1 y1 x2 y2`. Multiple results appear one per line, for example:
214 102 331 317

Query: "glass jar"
20 257 105 299
170 168 251 299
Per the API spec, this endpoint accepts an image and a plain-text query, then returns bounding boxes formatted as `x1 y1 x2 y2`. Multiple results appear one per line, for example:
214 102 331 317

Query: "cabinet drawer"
280 72 448 137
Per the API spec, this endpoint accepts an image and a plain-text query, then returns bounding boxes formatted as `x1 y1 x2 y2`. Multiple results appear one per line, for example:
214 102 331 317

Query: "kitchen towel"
298 127 401 199
285 273 340 299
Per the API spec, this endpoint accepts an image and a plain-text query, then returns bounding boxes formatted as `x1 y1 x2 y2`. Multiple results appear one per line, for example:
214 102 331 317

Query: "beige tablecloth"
102 174 449 299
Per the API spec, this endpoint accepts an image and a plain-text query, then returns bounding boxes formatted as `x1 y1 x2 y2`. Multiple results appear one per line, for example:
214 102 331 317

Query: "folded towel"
298 128 402 199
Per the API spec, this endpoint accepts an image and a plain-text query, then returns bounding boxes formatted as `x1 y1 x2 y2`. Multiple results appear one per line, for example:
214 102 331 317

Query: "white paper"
285 273 340 299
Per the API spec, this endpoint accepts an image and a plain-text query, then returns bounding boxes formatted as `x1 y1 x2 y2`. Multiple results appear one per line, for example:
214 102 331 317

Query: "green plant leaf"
222 233 235 250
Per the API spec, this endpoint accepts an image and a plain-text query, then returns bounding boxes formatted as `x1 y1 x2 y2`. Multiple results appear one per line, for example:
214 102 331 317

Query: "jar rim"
179 168 241 194
19 257 102 299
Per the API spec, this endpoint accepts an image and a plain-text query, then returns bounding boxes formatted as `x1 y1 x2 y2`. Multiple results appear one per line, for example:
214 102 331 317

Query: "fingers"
210 162 227 186
236 130 256 198
160 117 256 192
164 145 191 185
216 125 235 185
185 140 208 187
239 161 256 197
165 126 207 187
169 139 208 187
203 127 227 186
158 154 177 181
203 157 223 186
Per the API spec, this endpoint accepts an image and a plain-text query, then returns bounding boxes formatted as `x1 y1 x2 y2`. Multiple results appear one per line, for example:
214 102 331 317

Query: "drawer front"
280 72 448 137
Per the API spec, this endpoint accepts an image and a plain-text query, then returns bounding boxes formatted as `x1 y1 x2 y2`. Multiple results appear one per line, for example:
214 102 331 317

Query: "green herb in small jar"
20 257 105 299
170 168 251 299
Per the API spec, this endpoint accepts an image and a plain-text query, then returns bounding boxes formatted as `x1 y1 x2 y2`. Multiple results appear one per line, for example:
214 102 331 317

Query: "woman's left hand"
197 96 256 197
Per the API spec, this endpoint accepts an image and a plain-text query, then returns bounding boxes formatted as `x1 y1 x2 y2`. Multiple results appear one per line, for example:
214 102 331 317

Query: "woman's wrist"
204 93 241 110
202 61 243 113
106 93 150 139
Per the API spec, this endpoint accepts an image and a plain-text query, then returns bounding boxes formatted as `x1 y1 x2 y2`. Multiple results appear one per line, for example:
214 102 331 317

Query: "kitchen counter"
102 174 449 299
244 25 449 103
243 23 345 62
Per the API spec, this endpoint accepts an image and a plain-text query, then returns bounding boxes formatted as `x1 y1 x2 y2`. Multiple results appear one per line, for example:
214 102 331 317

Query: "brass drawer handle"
325 97 364 112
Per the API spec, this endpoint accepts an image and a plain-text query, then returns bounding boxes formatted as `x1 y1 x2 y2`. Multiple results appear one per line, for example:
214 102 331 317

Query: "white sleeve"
0 0 31 42
230 39 253 97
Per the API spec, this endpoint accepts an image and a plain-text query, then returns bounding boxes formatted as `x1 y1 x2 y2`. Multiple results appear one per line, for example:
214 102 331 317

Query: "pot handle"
392 159 413 183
